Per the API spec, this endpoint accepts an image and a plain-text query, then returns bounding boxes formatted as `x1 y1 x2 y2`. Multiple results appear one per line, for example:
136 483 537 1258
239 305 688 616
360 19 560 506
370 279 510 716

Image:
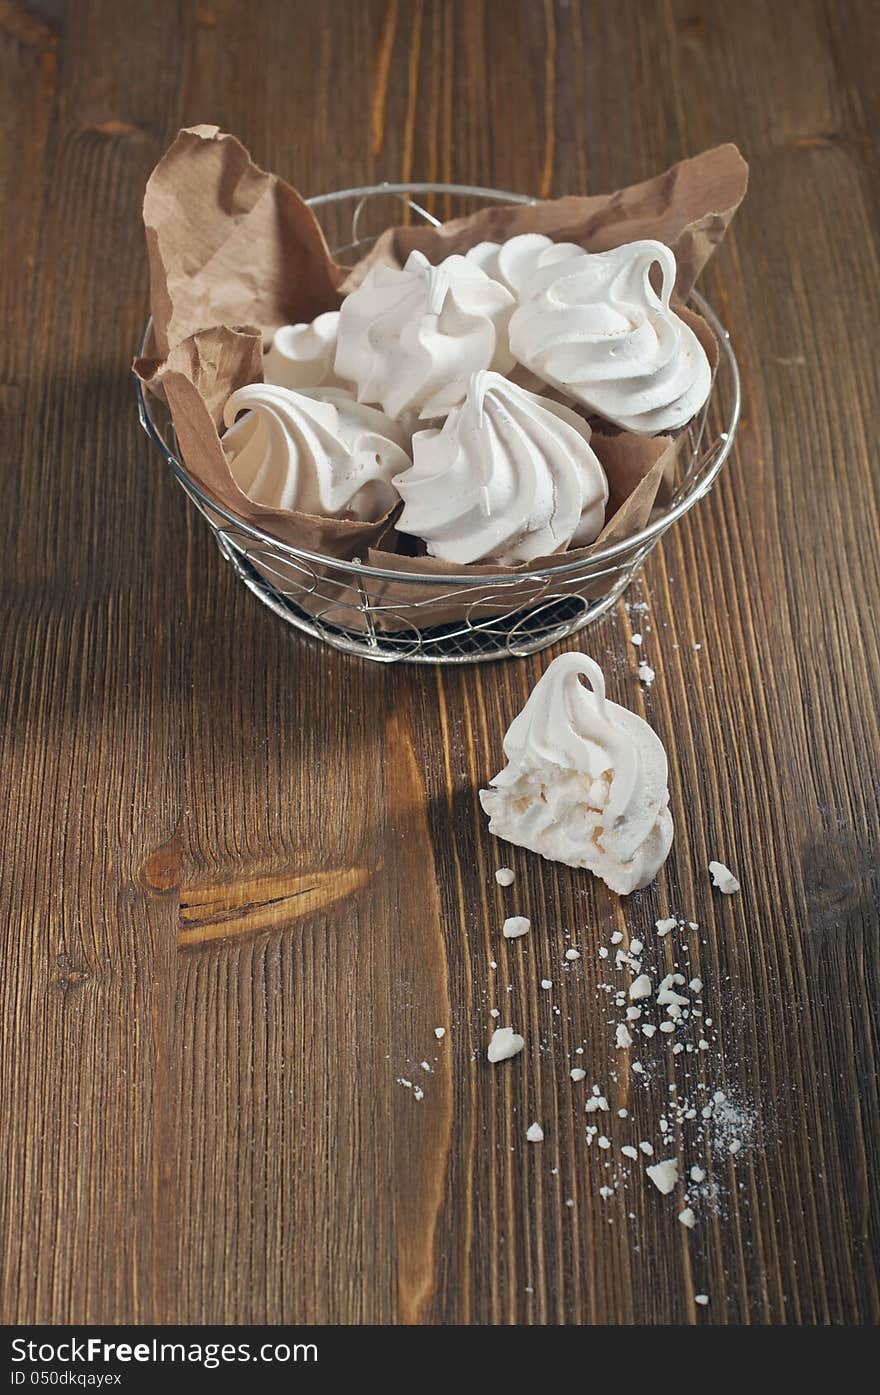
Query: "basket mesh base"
226 545 632 663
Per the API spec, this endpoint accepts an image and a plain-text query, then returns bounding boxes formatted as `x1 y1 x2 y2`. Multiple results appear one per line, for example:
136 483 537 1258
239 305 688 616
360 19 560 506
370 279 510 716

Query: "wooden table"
2 0 878 1327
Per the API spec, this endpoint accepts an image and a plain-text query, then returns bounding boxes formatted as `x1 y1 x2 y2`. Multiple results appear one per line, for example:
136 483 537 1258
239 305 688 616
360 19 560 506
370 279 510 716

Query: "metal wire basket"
135 181 740 664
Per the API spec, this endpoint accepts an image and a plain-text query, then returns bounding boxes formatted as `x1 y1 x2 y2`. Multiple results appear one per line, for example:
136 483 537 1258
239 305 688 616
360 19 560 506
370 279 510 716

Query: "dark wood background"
1 0 878 1327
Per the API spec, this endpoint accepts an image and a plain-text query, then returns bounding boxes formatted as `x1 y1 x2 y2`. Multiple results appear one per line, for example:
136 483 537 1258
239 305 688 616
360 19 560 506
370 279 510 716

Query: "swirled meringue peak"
508 239 712 433
480 652 673 895
393 370 608 565
467 234 586 294
263 312 352 392
335 249 515 420
222 383 410 521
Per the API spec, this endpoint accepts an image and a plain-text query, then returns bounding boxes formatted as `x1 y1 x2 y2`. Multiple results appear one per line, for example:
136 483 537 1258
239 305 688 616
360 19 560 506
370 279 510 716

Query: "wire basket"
135 181 740 664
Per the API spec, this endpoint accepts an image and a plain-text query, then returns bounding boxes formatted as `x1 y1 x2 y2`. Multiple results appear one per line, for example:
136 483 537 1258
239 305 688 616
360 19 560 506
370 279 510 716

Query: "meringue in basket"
480 652 673 895
263 312 351 392
222 383 410 521
335 248 515 420
393 370 608 565
508 238 711 433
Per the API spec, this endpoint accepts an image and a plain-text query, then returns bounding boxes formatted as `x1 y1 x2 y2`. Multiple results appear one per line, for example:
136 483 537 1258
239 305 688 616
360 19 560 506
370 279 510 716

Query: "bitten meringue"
393 370 608 565
335 249 515 419
508 239 712 433
480 652 673 895
222 383 410 520
263 312 352 391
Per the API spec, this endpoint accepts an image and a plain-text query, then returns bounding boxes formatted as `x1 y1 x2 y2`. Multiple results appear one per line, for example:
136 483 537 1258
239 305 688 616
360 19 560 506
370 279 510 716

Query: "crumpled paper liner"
134 127 745 637
343 142 748 302
143 125 346 359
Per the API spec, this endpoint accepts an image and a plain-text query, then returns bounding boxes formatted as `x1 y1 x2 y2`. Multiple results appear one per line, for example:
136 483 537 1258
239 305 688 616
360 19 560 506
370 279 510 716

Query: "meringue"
222 383 410 521
335 249 515 419
393 371 608 565
263 312 352 391
467 234 585 294
508 239 712 433
480 652 673 895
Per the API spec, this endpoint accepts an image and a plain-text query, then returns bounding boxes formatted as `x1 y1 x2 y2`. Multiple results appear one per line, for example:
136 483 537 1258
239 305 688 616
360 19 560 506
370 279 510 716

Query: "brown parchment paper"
135 128 746 634
343 143 748 301
143 125 347 359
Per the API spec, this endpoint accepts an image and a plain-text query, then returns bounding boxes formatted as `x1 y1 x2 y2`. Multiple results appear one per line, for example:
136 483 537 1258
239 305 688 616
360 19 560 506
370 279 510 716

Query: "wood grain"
1 0 878 1325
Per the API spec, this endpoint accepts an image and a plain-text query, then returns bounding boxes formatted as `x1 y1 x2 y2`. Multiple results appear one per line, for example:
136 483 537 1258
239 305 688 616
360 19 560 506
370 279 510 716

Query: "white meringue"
467 234 585 294
222 383 410 521
263 312 352 391
335 249 515 419
393 371 608 565
508 239 712 433
480 652 673 895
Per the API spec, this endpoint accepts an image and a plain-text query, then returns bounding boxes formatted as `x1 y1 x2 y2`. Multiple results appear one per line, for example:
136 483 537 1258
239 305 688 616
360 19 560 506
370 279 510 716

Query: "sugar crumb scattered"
487 1026 524 1064
646 1159 679 1194
709 860 740 894
503 915 530 940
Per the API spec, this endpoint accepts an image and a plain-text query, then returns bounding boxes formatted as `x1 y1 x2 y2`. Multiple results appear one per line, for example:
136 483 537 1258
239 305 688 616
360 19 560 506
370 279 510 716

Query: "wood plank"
0 0 877 1326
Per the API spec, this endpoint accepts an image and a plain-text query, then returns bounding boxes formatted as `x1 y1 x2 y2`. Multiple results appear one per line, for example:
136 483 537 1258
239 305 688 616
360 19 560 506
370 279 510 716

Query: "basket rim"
134 179 741 587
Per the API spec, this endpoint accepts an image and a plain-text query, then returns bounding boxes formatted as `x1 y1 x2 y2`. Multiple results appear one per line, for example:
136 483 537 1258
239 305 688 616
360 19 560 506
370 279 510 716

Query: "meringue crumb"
695 1294 710 1306
495 866 515 887
434 1027 446 1040
503 915 530 940
690 1165 706 1183
610 930 623 944
689 978 703 993
646 1159 679 1194
526 1122 544 1143
678 1207 696 1228
630 938 643 955
585 1096 609 1113
621 1145 638 1160
655 917 677 936
631 633 643 646
638 1141 654 1156
570 1068 586 1081
487 1026 524 1063
490 1008 500 1019
615 1023 633 1049
541 978 553 989
709 860 741 894
629 974 653 1000
637 662 655 686
565 948 581 961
